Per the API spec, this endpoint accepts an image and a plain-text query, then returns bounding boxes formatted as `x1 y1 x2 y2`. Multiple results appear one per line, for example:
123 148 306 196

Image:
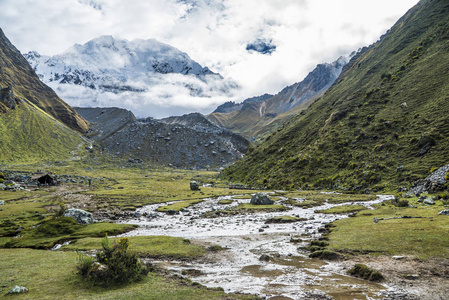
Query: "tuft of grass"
316 205 368 214
265 216 306 223
156 199 203 212
348 264 385 282
236 203 289 212
63 236 206 260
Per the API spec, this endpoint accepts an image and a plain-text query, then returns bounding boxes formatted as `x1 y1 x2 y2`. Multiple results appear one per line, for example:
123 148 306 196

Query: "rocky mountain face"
212 94 274 114
207 56 348 142
24 36 239 117
0 28 88 133
222 0 449 191
77 108 250 169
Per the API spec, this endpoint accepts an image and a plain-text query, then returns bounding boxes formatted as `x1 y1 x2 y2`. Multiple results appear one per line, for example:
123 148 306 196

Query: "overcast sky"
0 0 419 115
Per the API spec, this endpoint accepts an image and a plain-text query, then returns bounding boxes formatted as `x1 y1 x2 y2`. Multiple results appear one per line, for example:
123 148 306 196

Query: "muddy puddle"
119 194 394 299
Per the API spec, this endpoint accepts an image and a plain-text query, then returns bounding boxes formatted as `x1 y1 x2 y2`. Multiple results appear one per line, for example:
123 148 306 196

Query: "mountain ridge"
207 56 348 142
221 0 449 191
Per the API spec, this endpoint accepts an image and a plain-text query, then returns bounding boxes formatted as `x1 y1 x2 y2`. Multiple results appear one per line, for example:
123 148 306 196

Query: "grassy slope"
0 28 88 133
222 0 449 191
0 249 258 299
0 102 84 163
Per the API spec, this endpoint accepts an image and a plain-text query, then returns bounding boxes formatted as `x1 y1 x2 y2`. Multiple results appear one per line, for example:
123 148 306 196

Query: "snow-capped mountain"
24 36 239 118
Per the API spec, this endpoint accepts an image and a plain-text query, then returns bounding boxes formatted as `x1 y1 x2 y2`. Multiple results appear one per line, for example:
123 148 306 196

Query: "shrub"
77 236 149 287
58 202 66 216
76 253 95 278
348 264 384 282
393 199 409 207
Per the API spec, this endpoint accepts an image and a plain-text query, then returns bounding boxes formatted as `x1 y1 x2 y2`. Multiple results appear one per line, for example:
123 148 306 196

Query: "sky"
0 0 419 117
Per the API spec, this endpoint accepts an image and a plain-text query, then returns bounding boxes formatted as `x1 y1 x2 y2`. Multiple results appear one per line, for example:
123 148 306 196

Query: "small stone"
259 254 270 262
0 200 4 205
392 256 406 260
439 209 449 216
8 286 28 294
404 274 420 280
373 217 378 223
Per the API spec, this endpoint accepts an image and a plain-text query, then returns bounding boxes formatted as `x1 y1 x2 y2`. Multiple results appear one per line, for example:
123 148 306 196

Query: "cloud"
0 0 419 117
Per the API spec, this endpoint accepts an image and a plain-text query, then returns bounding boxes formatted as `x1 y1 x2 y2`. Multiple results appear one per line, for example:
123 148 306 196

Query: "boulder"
190 181 200 191
439 209 449 216
250 193 273 205
0 200 4 205
423 197 435 205
63 208 94 225
8 286 28 294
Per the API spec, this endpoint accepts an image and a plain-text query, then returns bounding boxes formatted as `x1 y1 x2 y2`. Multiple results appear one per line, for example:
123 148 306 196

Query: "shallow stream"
119 193 394 299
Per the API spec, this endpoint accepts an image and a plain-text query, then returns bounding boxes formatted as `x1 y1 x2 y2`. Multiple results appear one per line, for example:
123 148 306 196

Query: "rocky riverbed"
117 194 396 299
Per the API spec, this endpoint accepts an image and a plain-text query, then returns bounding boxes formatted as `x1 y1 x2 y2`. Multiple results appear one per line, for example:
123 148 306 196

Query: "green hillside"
222 0 449 191
0 28 88 133
0 28 87 163
0 101 84 164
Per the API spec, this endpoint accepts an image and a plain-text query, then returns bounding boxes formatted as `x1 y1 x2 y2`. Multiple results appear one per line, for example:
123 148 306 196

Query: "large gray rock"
64 208 94 225
250 193 274 205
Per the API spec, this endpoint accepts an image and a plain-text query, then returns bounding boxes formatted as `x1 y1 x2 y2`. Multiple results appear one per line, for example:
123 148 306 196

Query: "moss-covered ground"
323 197 449 259
0 248 259 299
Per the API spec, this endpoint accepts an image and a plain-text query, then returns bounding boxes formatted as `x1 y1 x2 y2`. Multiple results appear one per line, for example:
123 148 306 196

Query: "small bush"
430 167 439 173
309 250 340 260
77 236 149 287
348 264 384 282
393 199 409 207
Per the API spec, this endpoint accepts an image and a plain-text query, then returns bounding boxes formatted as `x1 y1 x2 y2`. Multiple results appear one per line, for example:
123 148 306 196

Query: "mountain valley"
1 0 449 299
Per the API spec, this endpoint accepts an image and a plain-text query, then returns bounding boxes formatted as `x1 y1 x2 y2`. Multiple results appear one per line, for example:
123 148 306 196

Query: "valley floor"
0 162 448 299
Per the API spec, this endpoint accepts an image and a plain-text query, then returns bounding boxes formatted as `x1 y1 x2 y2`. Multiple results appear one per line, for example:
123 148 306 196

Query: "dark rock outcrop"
77 107 251 169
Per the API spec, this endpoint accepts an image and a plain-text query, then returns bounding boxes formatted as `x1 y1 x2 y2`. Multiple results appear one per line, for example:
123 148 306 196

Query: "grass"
156 199 203 212
265 216 306 223
2 217 136 249
0 248 259 299
326 199 449 259
63 236 206 259
217 199 234 204
236 203 289 212
0 103 85 164
316 205 368 214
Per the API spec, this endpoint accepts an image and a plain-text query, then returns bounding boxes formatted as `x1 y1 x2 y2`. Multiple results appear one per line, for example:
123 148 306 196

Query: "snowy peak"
23 36 238 118
25 35 215 80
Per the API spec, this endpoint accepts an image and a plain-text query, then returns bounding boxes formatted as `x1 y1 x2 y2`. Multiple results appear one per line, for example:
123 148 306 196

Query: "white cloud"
0 0 419 117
